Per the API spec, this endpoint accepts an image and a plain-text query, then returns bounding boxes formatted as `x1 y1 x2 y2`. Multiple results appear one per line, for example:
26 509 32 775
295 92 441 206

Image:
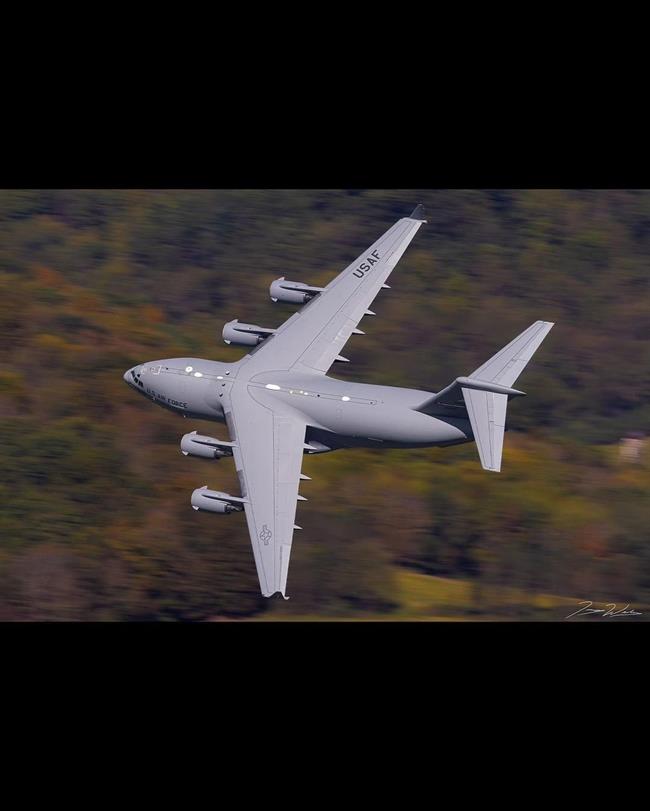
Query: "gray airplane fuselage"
123 356 472 451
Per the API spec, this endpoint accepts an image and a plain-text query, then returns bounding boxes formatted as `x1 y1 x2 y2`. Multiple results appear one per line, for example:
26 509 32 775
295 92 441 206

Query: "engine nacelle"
181 431 233 460
222 319 276 347
191 487 243 514
270 277 324 305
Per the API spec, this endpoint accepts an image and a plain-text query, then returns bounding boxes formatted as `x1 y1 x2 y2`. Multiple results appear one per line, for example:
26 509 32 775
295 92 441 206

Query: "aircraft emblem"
352 249 381 279
260 524 272 545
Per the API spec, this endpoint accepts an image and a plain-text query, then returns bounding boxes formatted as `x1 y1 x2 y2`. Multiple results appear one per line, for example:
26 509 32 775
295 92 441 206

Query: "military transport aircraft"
123 205 554 599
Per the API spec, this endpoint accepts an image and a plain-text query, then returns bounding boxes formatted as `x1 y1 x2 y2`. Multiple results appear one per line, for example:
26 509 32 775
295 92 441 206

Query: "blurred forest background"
0 189 648 621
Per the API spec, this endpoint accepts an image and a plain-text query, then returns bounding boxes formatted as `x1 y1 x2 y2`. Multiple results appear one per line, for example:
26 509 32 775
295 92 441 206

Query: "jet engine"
222 319 276 347
191 486 244 514
270 277 325 304
181 431 234 460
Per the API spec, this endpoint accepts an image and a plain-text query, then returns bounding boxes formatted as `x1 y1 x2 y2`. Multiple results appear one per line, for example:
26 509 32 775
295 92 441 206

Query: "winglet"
409 204 427 222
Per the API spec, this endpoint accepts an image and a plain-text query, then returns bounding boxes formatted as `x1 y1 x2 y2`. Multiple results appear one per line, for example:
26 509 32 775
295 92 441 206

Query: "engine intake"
191 486 244 514
270 277 324 305
181 431 234 460
222 319 276 347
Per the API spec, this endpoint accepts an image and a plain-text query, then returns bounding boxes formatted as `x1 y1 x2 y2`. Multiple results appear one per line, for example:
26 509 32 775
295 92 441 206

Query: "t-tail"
418 321 554 472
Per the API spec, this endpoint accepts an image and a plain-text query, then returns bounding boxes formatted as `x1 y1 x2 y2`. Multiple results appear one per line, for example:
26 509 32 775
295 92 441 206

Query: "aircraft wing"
223 386 307 598
248 205 426 375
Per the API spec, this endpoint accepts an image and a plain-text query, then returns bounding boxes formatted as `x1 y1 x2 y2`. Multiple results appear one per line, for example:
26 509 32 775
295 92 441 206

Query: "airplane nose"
123 369 131 384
